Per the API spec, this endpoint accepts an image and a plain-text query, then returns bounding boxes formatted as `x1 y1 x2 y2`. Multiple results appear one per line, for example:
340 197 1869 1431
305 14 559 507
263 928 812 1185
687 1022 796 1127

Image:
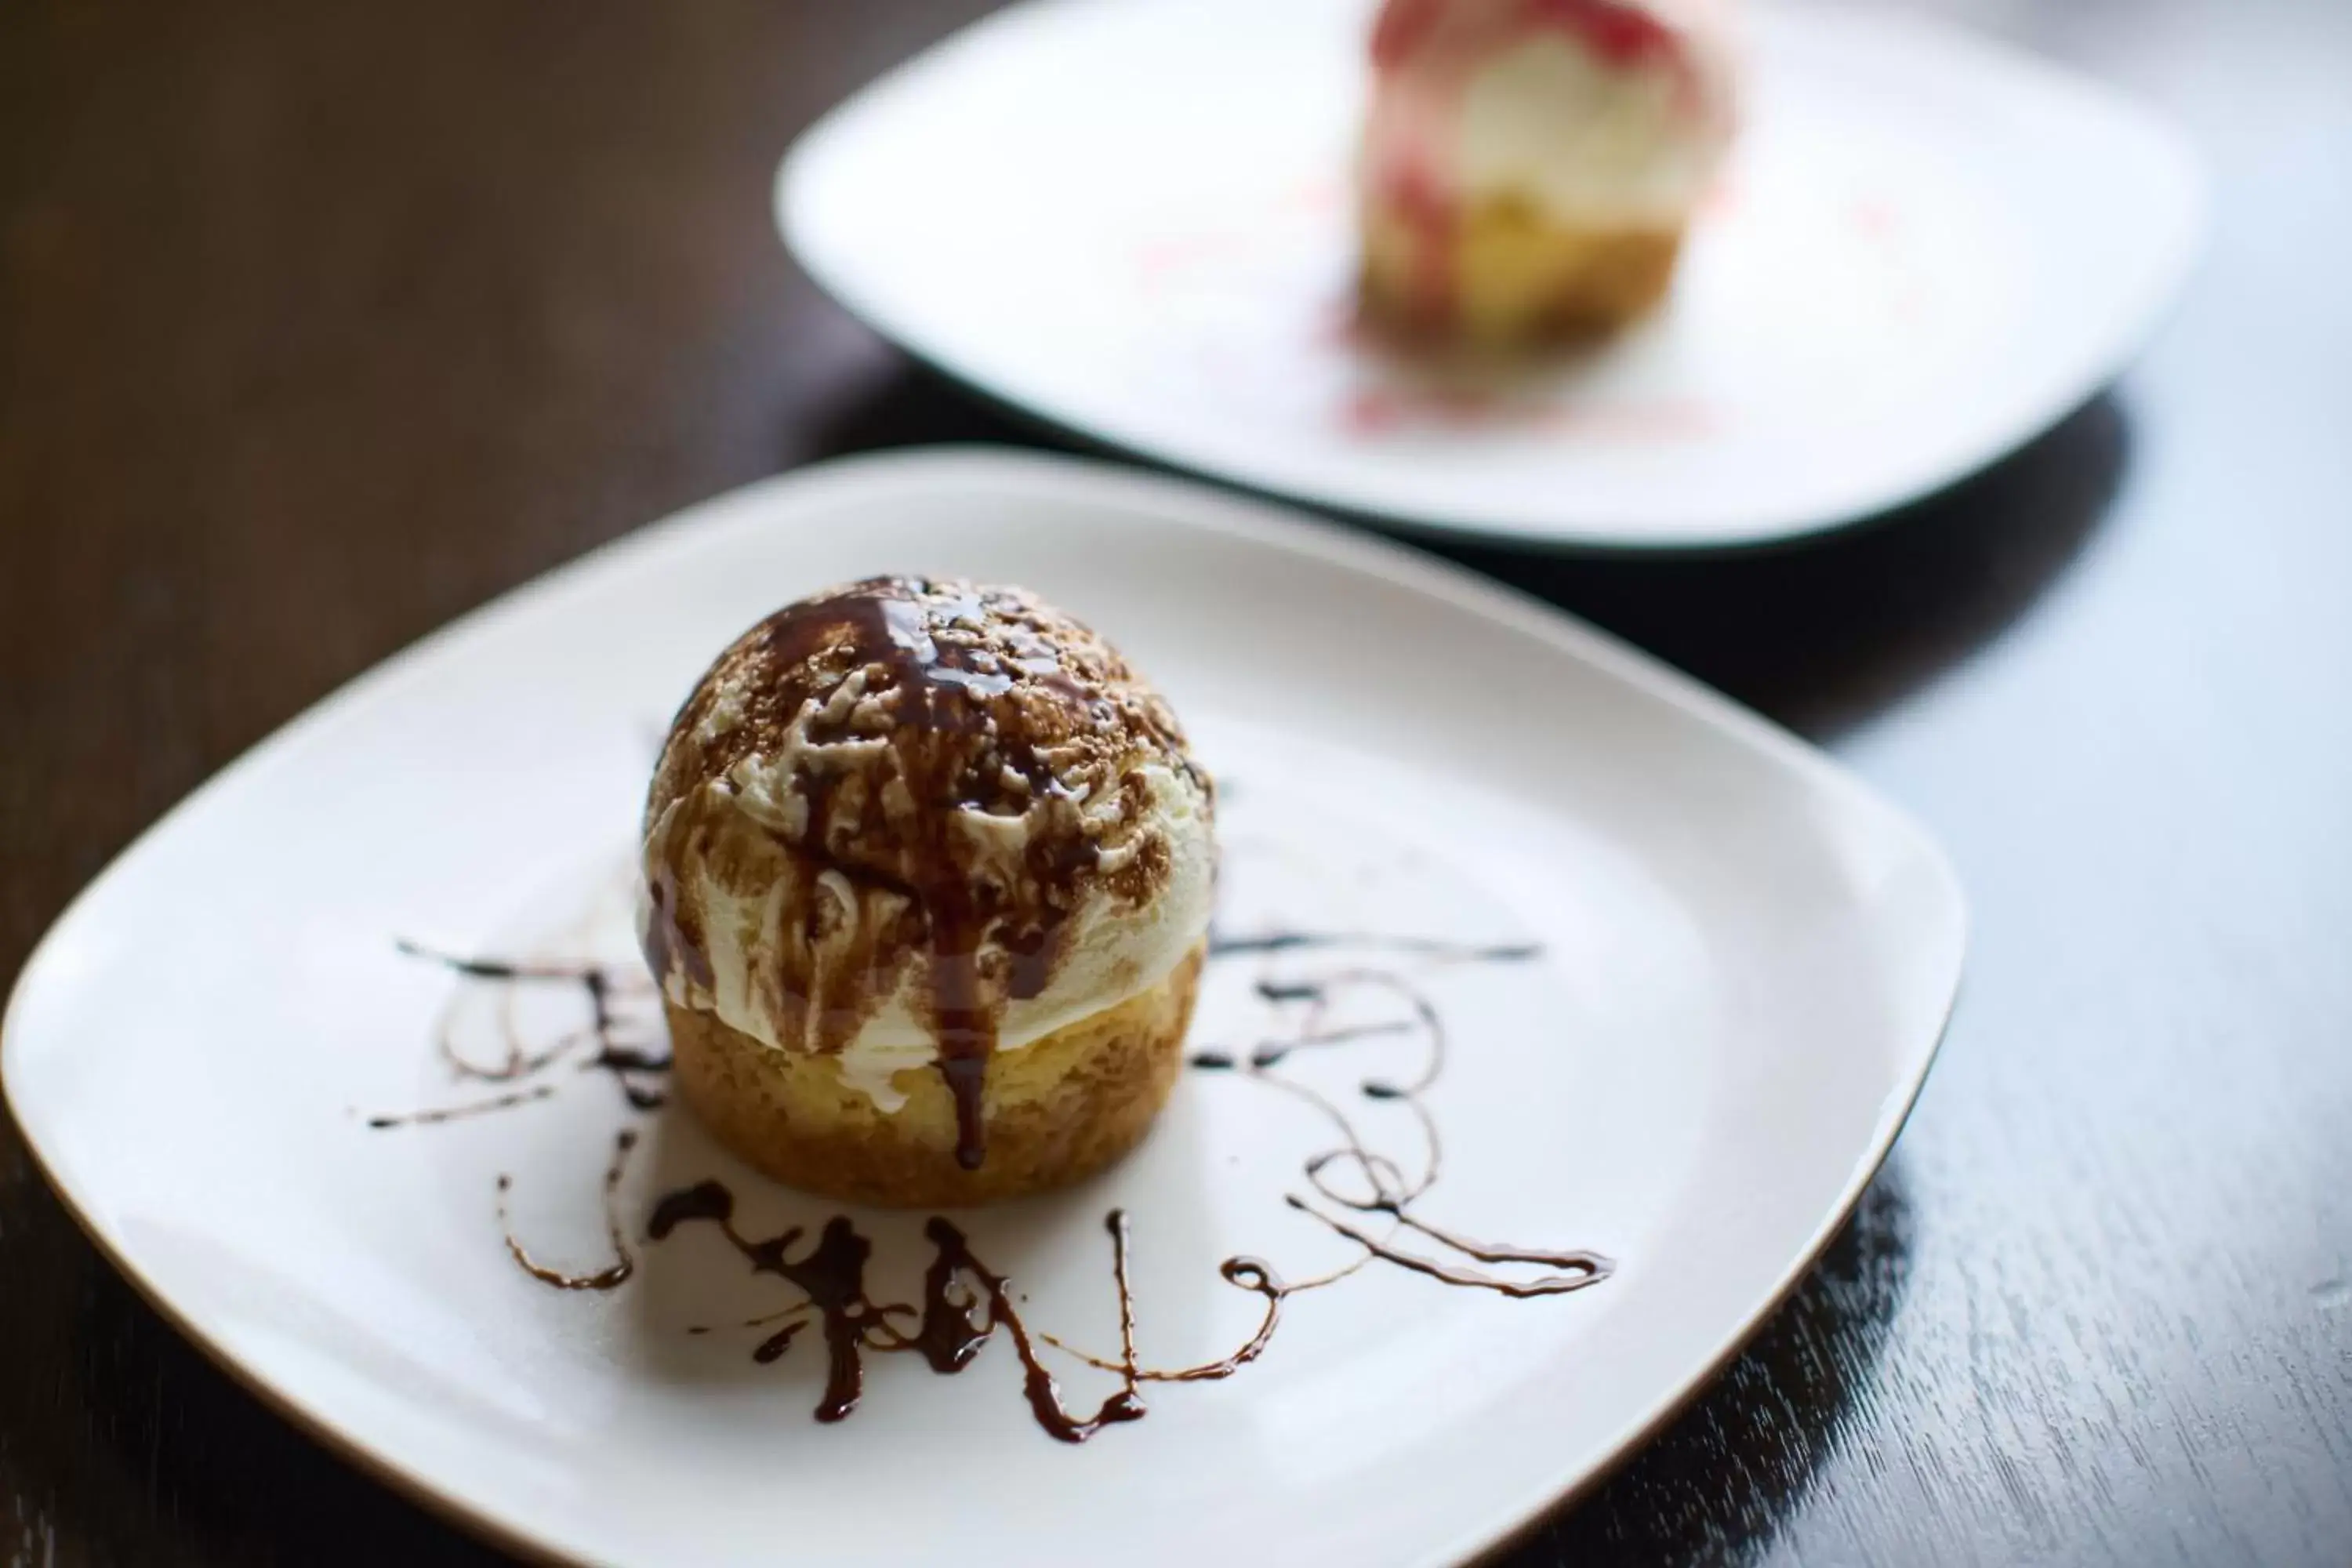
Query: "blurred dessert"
641 577 1214 1207
1358 0 1737 345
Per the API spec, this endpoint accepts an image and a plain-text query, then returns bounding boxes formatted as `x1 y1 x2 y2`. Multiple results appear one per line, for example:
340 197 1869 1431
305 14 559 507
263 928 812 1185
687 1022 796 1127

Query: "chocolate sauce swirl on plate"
494 1129 641 1292
382 886 1613 1443
649 1182 1143 1439
382 942 670 1115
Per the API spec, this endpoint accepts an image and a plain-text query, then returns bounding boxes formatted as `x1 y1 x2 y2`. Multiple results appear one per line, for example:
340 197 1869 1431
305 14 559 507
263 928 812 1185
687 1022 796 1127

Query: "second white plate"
780 0 2202 549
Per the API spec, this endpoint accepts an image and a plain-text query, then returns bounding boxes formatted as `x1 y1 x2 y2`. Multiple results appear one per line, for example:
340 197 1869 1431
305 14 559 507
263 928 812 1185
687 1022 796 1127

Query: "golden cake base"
1360 193 1685 347
666 942 1204 1207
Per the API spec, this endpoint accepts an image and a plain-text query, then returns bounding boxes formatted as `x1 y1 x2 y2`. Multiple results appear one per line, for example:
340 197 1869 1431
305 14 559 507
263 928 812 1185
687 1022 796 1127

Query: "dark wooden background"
5 2 2349 1563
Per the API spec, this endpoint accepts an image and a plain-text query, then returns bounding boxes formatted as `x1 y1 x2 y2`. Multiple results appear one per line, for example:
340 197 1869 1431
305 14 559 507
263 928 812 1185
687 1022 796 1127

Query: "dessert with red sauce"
1359 0 1737 344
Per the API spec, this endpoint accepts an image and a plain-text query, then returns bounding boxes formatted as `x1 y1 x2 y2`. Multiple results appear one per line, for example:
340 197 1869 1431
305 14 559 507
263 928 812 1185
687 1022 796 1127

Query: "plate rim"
774 0 2208 554
2 445 1967 1566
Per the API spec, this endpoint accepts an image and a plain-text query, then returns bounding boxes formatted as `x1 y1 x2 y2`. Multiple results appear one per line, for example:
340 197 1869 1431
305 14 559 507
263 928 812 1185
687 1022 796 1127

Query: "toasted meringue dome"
640 577 1215 1114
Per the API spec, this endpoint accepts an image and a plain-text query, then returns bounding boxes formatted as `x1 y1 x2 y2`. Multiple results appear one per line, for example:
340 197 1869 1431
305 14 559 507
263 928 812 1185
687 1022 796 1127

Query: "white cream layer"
1455 31 1725 224
646 759 1214 1112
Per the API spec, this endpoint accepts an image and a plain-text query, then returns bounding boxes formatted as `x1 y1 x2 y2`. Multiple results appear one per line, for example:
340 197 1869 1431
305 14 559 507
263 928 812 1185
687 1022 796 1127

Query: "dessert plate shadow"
3 449 1963 1566
780 0 2204 550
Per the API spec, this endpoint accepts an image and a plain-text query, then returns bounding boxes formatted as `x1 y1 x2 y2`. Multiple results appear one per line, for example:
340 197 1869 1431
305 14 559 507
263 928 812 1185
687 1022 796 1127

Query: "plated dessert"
2 451 1965 1563
1358 0 1739 344
640 575 1216 1207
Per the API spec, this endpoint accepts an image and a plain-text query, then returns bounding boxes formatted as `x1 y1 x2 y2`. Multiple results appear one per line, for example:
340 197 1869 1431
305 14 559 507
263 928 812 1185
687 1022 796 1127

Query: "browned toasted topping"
649 577 1200 891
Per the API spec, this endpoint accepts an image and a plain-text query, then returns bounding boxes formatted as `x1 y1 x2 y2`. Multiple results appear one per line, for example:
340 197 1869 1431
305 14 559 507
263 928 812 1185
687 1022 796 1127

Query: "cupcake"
641 577 1215 1207
1359 0 1737 345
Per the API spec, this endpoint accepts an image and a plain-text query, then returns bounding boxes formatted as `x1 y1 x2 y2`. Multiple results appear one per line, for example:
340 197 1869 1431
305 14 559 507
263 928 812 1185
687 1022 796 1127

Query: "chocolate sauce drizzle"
1043 939 1610 1384
906 1209 1145 1441
814 588 1021 1171
1208 929 1541 962
648 1182 887 1420
1043 1251 1368 1386
493 1129 641 1291
650 1182 1143 1439
389 901 1612 1443
366 1084 553 1129
379 941 670 1118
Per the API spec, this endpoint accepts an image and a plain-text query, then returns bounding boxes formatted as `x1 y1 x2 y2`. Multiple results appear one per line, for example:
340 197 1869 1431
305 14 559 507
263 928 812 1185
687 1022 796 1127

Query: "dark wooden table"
5 2 2349 1563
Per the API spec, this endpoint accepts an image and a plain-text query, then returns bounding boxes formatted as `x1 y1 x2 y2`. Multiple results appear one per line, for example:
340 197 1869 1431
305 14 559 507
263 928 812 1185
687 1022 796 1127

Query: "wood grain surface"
5 2 2350 1564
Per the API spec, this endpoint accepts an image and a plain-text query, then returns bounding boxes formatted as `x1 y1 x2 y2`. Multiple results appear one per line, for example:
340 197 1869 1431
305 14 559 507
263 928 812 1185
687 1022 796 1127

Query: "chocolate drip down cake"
640 578 1215 1207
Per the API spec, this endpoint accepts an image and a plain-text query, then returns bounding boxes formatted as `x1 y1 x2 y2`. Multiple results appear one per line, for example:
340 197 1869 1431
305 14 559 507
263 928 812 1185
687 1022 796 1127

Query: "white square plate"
780 0 2203 549
4 450 1963 1566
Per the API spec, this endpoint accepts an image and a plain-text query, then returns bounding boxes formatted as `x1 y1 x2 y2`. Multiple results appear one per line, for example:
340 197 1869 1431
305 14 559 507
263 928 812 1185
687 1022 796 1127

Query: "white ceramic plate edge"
2 447 1966 1565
